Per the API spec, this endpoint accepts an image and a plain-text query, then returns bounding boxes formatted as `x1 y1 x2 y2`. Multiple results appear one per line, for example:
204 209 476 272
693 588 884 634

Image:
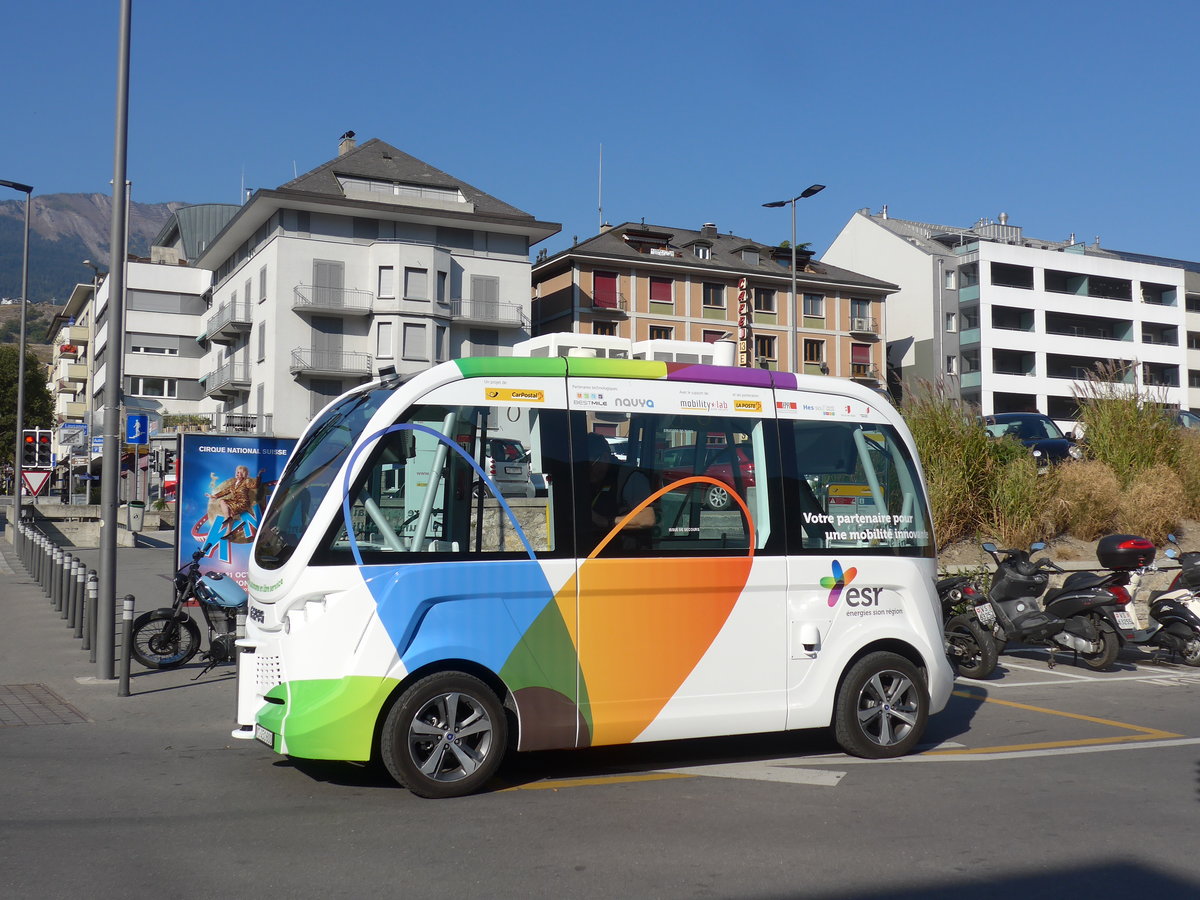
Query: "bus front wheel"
380 671 508 799
833 652 928 759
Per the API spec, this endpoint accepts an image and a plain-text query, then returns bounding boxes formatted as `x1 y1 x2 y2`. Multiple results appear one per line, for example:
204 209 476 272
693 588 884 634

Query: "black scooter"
1094 534 1200 666
937 575 999 679
980 542 1121 669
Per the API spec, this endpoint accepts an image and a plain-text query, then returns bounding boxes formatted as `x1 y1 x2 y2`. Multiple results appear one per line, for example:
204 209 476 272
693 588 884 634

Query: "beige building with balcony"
531 222 896 385
192 134 560 437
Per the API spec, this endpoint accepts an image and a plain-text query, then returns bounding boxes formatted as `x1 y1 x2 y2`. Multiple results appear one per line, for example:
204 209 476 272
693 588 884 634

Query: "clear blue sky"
4 0 1198 261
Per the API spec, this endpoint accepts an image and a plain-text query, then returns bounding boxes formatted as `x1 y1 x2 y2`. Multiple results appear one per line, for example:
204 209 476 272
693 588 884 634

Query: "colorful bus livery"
236 356 954 798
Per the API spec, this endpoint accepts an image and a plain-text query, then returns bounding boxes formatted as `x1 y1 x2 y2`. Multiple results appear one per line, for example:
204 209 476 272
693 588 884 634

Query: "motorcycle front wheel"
131 610 201 669
945 614 998 679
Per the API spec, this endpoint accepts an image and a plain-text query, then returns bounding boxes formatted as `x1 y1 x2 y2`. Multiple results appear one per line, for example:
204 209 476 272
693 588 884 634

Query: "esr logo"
822 561 884 608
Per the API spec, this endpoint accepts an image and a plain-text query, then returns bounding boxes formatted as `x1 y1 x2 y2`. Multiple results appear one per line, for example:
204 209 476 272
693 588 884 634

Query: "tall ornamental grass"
1072 363 1179 486
902 380 1012 546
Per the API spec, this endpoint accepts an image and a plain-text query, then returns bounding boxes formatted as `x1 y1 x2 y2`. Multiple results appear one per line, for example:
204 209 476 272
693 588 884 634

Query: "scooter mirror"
1166 547 1179 559
1168 533 1178 543
981 542 997 553
1031 541 1046 551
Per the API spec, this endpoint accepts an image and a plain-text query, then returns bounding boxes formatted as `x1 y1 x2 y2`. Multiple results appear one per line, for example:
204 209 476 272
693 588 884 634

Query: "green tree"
0 345 54 466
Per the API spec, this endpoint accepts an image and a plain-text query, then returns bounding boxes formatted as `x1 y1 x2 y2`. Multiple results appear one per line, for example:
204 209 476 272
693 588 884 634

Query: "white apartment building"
824 210 1198 423
192 135 560 438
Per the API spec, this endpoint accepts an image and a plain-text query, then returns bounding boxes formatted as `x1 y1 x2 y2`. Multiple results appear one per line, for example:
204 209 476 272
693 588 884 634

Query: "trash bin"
127 500 145 533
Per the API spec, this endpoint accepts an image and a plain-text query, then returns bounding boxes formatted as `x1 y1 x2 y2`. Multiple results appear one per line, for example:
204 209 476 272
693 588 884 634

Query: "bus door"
566 376 785 748
776 395 877 722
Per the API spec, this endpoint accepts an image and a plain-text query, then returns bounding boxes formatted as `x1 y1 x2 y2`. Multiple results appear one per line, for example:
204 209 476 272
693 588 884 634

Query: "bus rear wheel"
833 652 928 759
380 672 507 799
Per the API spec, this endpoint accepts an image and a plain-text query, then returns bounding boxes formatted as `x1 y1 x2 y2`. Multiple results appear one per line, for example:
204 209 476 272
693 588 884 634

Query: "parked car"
1176 410 1200 431
657 442 755 510
981 412 1083 463
477 437 534 498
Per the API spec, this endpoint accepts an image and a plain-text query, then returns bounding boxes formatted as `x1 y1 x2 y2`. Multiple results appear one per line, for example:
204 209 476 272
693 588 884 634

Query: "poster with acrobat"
176 434 296 598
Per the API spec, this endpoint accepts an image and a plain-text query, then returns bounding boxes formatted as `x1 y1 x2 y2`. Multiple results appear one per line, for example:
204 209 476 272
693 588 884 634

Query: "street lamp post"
1 179 33 549
763 184 825 374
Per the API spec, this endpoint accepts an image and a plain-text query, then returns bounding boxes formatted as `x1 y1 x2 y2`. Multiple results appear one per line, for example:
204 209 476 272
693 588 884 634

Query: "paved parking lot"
4 536 1200 898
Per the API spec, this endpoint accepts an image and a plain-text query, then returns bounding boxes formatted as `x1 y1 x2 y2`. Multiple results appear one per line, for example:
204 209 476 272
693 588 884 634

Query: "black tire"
1180 633 1200 667
130 609 201 669
380 671 507 799
1078 615 1119 671
703 485 731 511
833 652 929 759
945 614 998 679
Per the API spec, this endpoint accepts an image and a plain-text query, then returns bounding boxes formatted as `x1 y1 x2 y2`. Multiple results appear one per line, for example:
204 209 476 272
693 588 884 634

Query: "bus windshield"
255 387 392 569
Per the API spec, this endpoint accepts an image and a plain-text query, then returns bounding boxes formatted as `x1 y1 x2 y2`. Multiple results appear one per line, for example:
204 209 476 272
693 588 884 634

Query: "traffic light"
163 447 176 474
36 430 52 469
21 430 36 467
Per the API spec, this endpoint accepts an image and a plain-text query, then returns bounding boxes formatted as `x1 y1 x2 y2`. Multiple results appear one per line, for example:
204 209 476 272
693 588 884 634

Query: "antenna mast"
598 143 603 233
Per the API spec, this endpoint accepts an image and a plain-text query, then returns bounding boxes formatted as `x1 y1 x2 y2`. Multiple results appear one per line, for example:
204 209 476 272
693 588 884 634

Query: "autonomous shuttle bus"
235 356 953 798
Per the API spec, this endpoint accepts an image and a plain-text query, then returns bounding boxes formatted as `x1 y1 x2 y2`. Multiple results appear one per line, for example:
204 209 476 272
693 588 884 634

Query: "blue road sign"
126 414 149 445
91 436 104 455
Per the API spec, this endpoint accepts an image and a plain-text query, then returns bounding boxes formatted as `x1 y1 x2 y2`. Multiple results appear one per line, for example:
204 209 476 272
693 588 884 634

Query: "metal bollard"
72 560 85 638
85 571 99 659
52 547 64 610
118 595 135 697
45 542 55 598
43 543 54 598
62 555 75 621
58 553 70 619
32 535 41 586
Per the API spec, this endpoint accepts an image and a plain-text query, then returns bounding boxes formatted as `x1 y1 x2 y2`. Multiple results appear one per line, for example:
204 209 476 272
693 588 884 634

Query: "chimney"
701 223 718 237
338 130 357 156
998 212 1008 225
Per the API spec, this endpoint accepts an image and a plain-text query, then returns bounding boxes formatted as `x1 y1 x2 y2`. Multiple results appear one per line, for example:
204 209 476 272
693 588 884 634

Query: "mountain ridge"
0 192 190 304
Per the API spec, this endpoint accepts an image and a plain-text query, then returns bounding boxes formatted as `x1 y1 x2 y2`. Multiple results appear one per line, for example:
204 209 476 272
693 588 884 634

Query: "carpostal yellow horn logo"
485 388 545 403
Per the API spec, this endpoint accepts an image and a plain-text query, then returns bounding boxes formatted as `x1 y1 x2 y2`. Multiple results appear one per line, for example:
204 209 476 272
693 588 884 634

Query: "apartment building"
824 210 1198 420
531 222 896 385
191 135 560 438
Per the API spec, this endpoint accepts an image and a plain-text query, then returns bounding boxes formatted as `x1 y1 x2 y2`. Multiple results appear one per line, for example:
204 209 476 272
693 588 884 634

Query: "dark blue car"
981 413 1082 463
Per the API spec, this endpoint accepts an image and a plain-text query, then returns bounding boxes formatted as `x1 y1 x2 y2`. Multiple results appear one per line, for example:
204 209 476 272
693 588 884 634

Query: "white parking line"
960 659 1200 689
655 759 847 786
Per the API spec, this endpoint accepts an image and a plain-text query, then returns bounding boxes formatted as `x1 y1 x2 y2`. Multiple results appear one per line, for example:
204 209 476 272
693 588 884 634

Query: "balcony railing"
850 364 881 381
849 316 879 335
160 412 274 434
292 285 373 316
204 300 252 342
583 292 629 315
446 298 528 328
289 347 373 377
202 361 251 395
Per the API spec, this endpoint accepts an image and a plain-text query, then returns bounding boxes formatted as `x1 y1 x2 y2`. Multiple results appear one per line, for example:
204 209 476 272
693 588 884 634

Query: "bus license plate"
254 724 274 749
1113 610 1136 630
974 603 996 627
504 465 522 475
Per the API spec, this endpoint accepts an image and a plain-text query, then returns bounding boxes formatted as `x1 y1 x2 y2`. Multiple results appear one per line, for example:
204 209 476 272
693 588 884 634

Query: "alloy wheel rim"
856 670 919 747
408 691 494 783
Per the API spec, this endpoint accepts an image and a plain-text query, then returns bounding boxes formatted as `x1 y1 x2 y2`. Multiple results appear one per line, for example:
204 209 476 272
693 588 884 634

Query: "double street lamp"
1 178 33 546
763 184 825 374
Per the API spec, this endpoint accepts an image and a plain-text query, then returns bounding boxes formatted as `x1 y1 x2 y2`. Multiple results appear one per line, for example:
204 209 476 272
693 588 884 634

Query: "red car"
657 443 755 510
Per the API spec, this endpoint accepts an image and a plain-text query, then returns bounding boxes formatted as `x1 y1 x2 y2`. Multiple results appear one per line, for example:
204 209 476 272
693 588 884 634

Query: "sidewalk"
0 535 240 731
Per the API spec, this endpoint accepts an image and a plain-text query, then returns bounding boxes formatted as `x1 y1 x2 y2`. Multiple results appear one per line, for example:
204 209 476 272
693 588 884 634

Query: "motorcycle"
937 574 998 679
130 541 246 672
980 541 1120 669
1094 534 1200 666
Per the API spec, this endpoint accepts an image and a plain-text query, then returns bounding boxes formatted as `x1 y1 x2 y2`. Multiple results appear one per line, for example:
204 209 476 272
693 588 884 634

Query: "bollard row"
15 521 102 674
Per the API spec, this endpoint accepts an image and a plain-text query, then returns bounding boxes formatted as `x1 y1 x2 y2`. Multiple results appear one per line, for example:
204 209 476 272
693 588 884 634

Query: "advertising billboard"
176 434 296 602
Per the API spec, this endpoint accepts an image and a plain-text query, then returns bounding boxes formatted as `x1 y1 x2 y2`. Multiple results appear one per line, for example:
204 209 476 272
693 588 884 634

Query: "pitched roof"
536 222 897 292
279 138 534 219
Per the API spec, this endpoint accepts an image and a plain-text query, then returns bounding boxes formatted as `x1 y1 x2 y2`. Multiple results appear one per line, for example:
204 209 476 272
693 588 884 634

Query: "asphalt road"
3 540 1199 899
